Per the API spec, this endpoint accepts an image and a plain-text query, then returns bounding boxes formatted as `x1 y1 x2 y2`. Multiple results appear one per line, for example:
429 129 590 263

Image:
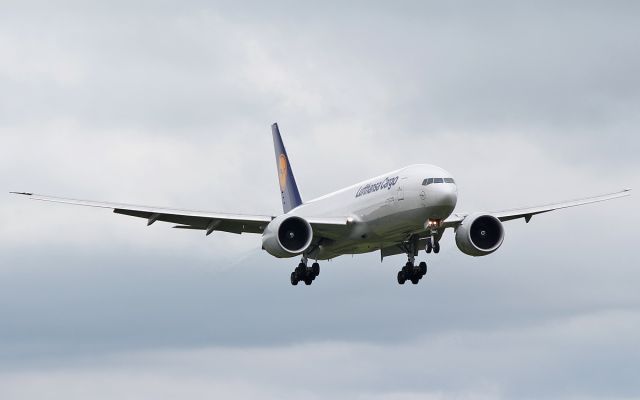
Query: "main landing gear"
397 234 428 285
397 261 427 285
290 255 320 286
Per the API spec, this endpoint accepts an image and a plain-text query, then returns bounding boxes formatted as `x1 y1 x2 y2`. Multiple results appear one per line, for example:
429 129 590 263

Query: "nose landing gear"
425 219 442 254
425 237 440 253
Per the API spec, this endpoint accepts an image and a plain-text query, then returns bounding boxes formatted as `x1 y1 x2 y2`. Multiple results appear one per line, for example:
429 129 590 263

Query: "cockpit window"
423 177 455 185
422 178 434 185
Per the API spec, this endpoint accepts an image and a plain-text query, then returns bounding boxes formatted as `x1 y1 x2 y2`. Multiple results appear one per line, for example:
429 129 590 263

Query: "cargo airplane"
12 123 631 286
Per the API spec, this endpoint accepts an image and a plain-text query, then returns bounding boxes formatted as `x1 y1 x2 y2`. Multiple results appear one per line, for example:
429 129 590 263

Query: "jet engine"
455 213 505 256
262 215 313 258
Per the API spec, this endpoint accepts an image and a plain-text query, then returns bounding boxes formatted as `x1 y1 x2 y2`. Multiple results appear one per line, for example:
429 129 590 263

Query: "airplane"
11 123 631 286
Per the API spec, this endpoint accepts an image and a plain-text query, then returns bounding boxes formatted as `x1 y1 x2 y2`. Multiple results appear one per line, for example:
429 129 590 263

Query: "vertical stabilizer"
271 123 303 213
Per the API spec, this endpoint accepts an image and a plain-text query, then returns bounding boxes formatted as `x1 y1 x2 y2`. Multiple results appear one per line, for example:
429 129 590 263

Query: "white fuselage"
288 164 458 259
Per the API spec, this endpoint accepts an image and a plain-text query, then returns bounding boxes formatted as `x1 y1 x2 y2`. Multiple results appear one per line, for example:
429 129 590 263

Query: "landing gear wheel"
433 241 440 253
411 277 420 284
426 238 433 253
397 271 406 285
291 259 320 286
418 261 427 276
311 262 320 277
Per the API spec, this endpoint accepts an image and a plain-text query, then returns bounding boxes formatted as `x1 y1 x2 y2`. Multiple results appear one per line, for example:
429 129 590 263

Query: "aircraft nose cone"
434 184 458 208
424 184 457 219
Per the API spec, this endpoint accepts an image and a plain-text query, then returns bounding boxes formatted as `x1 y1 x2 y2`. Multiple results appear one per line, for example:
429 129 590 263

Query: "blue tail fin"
271 123 303 213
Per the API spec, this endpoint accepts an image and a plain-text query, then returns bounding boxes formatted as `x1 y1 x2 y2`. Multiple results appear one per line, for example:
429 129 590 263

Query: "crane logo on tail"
278 154 288 192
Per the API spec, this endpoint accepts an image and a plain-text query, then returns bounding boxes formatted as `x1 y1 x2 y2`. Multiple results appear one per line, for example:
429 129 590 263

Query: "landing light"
426 219 441 229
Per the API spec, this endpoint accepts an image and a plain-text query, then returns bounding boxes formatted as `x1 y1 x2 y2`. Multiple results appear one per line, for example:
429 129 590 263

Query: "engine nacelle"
455 213 505 256
262 215 313 258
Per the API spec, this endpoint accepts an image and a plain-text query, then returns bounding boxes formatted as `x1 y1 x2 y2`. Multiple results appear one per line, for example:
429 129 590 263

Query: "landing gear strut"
290 255 320 286
397 234 428 285
425 220 442 254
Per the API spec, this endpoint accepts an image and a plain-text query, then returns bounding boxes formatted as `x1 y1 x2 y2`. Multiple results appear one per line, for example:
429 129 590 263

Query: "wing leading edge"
380 189 631 260
10 192 349 236
443 189 631 228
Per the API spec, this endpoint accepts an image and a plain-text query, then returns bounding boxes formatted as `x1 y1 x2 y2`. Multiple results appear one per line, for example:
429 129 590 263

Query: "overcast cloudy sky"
1 1 639 399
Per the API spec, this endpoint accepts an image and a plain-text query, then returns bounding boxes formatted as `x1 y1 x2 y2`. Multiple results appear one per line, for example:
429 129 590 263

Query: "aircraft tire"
290 272 299 285
397 271 406 285
311 262 320 277
419 262 427 276
433 242 440 253
411 277 420 284
402 264 413 275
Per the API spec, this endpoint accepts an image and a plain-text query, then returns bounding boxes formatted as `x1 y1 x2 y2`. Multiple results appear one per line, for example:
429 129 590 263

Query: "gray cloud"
1 308 638 399
1 1 638 399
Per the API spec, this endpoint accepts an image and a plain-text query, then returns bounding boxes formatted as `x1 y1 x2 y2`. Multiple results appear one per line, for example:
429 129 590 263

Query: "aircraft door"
396 177 406 202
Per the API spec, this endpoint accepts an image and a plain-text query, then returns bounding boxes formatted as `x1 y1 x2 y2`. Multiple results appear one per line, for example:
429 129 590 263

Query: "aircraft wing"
442 189 631 228
11 192 348 237
10 192 349 236
11 192 274 234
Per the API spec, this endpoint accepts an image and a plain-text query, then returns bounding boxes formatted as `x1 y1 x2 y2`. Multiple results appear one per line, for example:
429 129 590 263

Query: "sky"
1 1 639 399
